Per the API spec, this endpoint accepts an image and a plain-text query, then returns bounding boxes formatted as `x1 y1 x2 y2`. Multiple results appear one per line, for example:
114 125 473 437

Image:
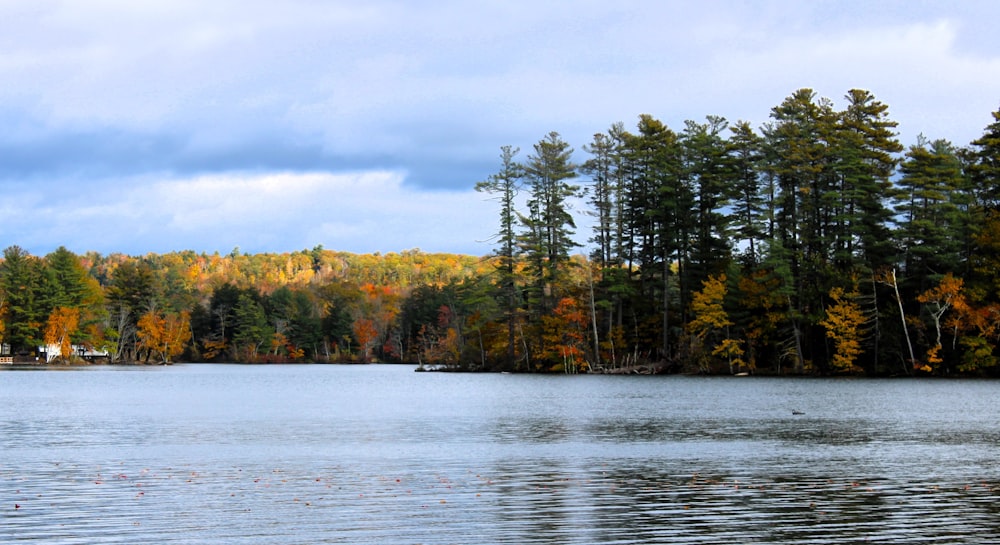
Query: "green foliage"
0 246 45 353
232 293 269 361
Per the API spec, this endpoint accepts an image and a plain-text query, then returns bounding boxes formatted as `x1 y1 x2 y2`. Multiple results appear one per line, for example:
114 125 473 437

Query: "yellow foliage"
688 274 731 338
820 286 865 373
712 338 748 372
689 274 747 372
201 338 228 360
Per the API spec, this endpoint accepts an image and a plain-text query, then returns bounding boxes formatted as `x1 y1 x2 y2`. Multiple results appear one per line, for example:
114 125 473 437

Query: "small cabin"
39 344 110 363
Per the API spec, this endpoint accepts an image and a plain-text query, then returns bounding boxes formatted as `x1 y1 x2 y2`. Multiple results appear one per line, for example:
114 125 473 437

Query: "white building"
39 344 110 363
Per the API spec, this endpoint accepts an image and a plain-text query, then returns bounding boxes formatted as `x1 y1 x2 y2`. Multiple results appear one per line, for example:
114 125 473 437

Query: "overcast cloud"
2 0 999 256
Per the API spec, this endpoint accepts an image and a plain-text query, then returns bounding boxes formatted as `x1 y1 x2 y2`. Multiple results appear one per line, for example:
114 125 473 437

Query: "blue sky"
2 0 999 256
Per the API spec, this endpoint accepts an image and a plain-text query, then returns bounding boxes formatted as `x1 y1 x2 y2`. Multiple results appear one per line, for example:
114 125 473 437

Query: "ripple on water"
2 366 1000 544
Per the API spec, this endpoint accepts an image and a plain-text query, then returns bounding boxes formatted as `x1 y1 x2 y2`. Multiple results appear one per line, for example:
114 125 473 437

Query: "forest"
2 88 999 376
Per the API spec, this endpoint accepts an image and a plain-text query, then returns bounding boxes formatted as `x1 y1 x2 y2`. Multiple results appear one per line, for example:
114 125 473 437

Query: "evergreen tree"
682 115 735 282
895 137 966 283
232 292 269 361
762 89 840 371
969 105 1000 209
0 246 44 353
621 115 685 361
520 132 582 316
728 121 766 264
968 107 1000 300
43 246 105 348
476 145 524 370
833 89 903 272
582 123 637 364
582 131 617 269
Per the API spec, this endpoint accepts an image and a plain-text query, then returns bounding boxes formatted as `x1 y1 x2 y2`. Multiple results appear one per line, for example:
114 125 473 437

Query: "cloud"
699 18 1000 144
1 1 999 255
5 170 500 256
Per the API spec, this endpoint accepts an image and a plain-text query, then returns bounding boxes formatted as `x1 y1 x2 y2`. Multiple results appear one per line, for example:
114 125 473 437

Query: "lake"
2 364 999 544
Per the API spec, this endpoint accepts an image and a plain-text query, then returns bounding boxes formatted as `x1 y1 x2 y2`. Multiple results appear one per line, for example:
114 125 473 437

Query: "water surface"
2 365 998 543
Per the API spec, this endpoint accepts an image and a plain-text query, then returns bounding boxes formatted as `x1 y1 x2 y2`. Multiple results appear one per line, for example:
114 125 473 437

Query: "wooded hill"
0 247 486 365
2 88 999 375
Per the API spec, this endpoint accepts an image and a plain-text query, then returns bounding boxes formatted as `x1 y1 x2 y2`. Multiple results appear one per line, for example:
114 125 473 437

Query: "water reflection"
2 365 999 544
491 418 573 444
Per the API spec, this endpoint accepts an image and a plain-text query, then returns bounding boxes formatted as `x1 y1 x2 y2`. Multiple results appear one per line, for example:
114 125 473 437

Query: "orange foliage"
44 307 80 361
352 318 378 361
541 297 589 372
917 273 965 372
137 310 192 363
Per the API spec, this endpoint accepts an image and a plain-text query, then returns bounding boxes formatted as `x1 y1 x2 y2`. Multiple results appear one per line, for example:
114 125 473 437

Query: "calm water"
2 364 999 544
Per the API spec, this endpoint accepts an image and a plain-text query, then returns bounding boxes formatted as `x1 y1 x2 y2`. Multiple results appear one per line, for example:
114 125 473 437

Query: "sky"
2 0 999 257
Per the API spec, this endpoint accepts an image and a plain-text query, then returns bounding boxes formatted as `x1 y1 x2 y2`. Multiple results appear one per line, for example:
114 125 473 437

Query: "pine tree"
895 137 966 282
762 89 839 371
832 89 903 272
969 105 1000 209
682 115 735 282
520 132 582 316
0 246 44 354
476 145 524 371
728 120 766 264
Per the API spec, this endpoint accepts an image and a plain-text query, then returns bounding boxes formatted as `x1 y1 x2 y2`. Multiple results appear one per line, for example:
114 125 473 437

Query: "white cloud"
2 1 1000 256
697 18 1000 144
7 170 500 256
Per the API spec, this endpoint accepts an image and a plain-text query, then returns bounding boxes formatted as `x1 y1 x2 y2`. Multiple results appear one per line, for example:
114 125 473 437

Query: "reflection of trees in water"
481 459 1000 544
489 417 572 444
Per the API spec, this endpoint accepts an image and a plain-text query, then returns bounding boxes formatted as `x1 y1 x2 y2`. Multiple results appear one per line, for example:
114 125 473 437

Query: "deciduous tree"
44 307 80 361
916 273 965 373
820 286 866 373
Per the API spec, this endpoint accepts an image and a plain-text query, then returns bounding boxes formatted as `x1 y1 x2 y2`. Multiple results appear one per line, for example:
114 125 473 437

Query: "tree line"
0 247 486 364
1 87 998 375
475 88 1000 376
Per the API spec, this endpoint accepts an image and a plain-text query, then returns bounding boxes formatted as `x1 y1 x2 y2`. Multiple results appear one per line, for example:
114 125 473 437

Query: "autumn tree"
687 274 743 374
353 283 401 361
104 260 160 362
44 307 80 361
820 285 866 373
137 309 192 363
413 304 464 369
947 295 1000 373
540 296 589 373
352 317 378 362
916 273 965 373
